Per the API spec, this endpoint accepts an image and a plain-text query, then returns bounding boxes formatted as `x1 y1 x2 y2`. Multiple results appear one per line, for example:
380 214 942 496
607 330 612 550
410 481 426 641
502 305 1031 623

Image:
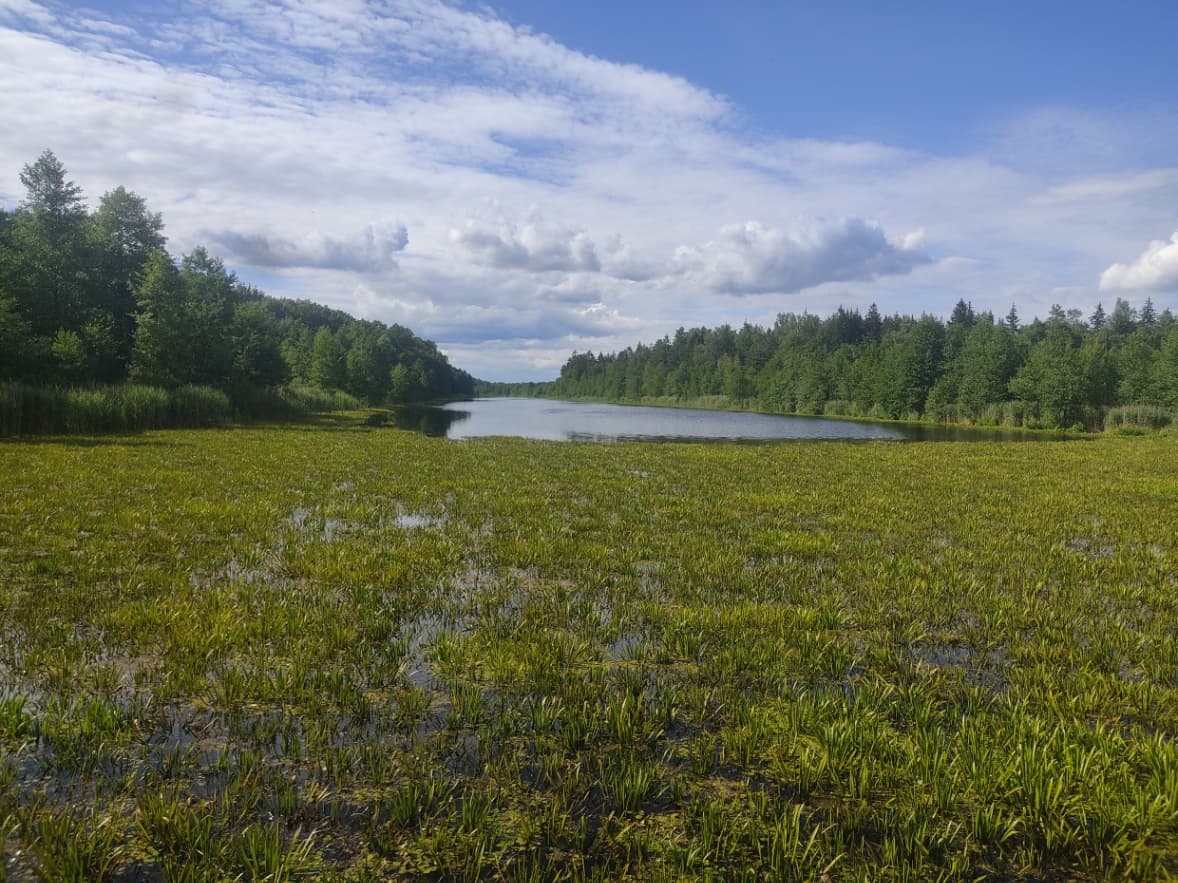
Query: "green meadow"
1 424 1176 880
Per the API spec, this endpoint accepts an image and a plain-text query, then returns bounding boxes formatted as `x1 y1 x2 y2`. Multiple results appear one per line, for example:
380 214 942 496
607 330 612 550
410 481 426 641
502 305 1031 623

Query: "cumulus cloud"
451 219 600 272
598 235 663 282
1100 231 1178 292
208 224 408 272
672 219 930 295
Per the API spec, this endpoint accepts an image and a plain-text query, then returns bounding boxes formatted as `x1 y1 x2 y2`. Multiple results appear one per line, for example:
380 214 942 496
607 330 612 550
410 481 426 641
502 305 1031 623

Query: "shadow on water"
367 406 472 437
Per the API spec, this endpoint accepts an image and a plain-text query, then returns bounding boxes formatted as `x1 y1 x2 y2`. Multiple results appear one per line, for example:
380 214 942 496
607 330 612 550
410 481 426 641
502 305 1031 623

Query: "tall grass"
1105 404 1174 433
0 382 363 436
274 384 363 414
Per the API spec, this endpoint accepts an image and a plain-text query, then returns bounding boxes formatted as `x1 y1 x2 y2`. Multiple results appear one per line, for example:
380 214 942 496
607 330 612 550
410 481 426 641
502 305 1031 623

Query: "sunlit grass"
0 424 1176 878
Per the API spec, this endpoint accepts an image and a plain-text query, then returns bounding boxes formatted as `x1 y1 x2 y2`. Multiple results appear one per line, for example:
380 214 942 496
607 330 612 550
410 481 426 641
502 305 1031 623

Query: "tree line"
489 299 1178 431
0 151 474 410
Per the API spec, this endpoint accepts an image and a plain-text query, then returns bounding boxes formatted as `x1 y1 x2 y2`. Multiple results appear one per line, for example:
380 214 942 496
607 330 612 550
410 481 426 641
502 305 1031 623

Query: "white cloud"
0 0 53 27
1034 169 1178 204
1100 231 1178 292
451 217 600 273
672 219 930 295
0 0 1176 379
207 224 408 272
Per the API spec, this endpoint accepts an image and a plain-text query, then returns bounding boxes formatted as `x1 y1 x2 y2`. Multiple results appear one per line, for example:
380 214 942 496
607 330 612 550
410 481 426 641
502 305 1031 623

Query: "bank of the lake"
1 426 1175 880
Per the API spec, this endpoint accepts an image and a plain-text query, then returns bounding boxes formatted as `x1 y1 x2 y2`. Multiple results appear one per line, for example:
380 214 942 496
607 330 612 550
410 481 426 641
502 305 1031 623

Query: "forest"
491 298 1178 431
0 151 474 428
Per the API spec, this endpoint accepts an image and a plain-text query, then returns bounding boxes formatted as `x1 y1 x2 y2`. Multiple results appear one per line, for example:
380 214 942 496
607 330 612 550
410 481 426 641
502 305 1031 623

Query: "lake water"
383 398 1061 443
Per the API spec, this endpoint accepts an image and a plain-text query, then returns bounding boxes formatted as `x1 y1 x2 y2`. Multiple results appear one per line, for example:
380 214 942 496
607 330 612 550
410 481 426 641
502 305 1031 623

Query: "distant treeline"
482 300 1178 431
0 150 474 432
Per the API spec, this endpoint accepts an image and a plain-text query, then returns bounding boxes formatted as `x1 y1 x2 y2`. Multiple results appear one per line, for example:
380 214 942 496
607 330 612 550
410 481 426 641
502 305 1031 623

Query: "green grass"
0 424 1176 879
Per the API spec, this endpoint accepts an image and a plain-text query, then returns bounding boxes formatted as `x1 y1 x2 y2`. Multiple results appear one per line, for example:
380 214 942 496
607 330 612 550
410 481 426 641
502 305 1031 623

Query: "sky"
1 1 1177 381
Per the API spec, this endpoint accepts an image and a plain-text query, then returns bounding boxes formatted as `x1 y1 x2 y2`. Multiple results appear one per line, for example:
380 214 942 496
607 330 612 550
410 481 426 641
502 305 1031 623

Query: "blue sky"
2 0 1177 380
493 1 1178 156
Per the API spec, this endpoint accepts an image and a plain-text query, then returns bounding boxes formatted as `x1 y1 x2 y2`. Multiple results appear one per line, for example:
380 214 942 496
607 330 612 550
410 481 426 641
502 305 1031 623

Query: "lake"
383 398 1062 442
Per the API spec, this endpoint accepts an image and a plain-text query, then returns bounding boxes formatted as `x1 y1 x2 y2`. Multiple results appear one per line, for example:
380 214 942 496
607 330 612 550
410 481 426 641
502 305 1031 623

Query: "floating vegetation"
0 425 1176 879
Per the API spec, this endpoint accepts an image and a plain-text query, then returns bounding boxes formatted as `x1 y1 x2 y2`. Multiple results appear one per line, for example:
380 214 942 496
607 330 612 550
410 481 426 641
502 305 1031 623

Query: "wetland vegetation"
2 424 1176 880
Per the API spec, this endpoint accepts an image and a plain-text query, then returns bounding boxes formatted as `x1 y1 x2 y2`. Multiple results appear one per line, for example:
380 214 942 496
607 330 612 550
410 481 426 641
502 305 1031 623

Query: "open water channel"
385 397 1066 443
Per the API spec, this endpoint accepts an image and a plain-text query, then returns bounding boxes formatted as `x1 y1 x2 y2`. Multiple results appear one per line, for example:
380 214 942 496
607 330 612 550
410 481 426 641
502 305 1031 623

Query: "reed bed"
0 426 1175 879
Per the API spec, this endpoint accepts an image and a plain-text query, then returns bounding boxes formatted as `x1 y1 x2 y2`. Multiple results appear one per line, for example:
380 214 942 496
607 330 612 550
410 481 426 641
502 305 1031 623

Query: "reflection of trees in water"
380 406 470 437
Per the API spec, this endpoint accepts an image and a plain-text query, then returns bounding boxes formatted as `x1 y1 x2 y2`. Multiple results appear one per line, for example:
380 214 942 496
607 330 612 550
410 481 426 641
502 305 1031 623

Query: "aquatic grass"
0 696 31 743
1 426 1177 877
136 791 222 879
23 807 123 883
234 822 320 882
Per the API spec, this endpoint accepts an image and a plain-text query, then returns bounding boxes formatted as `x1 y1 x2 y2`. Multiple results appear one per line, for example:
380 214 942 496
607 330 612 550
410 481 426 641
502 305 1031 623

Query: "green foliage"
0 293 32 377
0 151 474 411
522 299 1178 431
50 329 87 382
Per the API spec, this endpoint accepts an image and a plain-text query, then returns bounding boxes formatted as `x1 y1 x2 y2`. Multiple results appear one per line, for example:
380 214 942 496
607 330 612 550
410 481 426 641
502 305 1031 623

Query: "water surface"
387 398 1061 443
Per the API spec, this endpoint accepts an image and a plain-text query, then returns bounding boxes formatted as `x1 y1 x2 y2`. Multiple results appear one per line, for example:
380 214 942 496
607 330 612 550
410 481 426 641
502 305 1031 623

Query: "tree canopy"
0 151 474 404
509 299 1178 430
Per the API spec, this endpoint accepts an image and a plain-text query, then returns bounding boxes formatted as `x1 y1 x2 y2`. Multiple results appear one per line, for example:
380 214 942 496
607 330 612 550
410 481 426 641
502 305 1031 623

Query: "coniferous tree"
1089 302 1106 331
1004 304 1020 332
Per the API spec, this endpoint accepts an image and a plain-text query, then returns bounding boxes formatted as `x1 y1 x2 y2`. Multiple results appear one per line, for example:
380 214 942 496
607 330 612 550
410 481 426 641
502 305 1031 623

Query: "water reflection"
372 398 1071 443
370 406 471 437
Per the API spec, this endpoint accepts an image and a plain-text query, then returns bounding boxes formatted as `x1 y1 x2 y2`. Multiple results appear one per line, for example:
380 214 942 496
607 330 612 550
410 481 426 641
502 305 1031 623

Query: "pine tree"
1140 297 1157 328
1004 304 1019 332
864 303 883 342
1089 302 1105 330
